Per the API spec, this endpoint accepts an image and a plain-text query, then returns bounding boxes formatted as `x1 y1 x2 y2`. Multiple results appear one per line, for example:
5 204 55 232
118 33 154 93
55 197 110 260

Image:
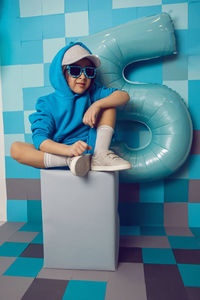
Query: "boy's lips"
77 82 86 87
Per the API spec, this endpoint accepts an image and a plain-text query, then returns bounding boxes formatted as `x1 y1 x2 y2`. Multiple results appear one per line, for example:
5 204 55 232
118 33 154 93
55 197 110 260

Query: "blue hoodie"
29 42 117 153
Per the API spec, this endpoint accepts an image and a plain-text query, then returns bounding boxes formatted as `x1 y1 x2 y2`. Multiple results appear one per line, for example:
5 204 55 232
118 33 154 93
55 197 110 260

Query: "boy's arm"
94 90 130 109
40 139 92 157
83 90 130 128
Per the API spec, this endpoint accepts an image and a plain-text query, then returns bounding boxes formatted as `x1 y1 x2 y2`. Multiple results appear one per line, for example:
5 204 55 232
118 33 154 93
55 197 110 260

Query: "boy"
11 42 131 176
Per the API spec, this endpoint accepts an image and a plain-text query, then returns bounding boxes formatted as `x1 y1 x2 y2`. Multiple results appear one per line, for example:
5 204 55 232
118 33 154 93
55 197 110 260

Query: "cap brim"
62 54 101 68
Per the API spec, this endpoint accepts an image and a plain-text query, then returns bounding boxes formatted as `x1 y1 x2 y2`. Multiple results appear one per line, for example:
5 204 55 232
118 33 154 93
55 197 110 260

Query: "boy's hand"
68 141 92 156
83 103 101 128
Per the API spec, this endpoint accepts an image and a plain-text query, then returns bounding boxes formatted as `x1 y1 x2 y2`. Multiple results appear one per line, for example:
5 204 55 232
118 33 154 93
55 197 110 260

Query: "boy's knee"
105 107 116 113
10 142 22 161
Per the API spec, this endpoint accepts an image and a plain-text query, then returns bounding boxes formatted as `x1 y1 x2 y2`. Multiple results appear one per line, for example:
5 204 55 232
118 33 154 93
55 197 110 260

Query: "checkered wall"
1 0 200 229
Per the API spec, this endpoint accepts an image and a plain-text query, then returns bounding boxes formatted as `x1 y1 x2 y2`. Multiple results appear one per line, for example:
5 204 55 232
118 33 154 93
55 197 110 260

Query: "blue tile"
1 0 20 19
120 226 141 236
89 0 112 11
63 280 107 300
1 12 21 42
5 156 40 179
88 0 112 34
136 5 161 18
188 1 200 30
19 223 43 232
175 29 188 55
189 155 200 180
188 80 200 130
140 181 164 203
3 112 25 134
124 57 163 84
140 226 166 236
164 179 189 203
20 16 43 41
188 55 200 80
65 0 88 12
190 227 200 238
178 264 200 287
4 257 43 277
142 248 176 264
23 86 54 110
112 8 137 27
27 201 42 225
162 0 187 3
0 242 29 257
42 14 65 39
20 40 43 65
1 40 21 66
168 236 200 250
32 232 43 244
188 29 200 56
88 8 112 34
7 200 28 222
188 204 200 227
119 203 164 226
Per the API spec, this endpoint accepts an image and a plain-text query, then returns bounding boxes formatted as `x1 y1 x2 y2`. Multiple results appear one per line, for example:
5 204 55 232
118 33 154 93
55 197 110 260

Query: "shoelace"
106 151 121 160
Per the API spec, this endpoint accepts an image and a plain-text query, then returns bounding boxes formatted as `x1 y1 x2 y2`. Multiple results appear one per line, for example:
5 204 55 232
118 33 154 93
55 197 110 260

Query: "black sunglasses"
65 65 96 79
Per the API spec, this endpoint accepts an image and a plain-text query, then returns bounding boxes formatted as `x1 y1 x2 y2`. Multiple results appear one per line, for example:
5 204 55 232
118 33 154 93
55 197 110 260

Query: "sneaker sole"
91 164 132 171
70 154 91 176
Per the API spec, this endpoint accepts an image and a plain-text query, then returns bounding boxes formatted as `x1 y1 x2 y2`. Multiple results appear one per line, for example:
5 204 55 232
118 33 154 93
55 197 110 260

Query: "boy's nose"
79 70 86 79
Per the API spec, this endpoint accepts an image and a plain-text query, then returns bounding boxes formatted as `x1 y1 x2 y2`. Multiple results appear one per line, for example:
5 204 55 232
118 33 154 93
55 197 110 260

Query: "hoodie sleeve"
29 97 55 150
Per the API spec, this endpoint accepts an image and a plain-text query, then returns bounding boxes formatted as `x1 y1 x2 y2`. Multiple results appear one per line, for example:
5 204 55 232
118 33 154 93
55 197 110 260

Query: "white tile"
4 134 25 156
162 3 188 30
1 66 23 111
163 80 188 106
24 111 34 134
42 0 64 15
21 64 44 88
43 38 65 63
112 0 161 9
188 55 200 80
20 0 42 17
65 11 89 37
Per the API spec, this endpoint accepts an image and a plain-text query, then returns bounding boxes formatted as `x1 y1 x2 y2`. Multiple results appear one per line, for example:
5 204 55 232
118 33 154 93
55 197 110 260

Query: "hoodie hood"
49 42 96 97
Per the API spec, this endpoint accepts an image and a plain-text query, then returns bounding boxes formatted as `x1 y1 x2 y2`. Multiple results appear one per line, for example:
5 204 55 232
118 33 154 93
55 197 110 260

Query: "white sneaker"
67 154 91 176
91 150 132 171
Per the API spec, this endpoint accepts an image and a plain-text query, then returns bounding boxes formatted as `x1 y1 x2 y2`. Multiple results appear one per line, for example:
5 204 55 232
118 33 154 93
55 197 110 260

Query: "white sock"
94 125 114 155
44 153 69 168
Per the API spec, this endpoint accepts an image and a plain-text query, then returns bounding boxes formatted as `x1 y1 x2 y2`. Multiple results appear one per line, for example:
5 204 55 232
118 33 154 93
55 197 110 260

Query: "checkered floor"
0 222 200 300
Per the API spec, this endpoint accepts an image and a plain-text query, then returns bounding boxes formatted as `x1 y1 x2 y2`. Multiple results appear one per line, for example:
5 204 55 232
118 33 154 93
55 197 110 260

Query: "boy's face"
65 58 93 94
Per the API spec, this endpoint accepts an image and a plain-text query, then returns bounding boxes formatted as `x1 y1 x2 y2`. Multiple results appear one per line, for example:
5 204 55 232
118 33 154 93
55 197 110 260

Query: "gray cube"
41 169 119 271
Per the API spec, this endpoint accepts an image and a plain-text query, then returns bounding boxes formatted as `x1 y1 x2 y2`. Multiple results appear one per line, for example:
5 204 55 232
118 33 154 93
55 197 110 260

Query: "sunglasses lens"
85 67 96 78
67 66 96 78
69 66 81 77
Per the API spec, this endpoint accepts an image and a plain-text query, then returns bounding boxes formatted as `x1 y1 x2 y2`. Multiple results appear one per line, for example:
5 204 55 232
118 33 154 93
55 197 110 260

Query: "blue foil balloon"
79 13 193 182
